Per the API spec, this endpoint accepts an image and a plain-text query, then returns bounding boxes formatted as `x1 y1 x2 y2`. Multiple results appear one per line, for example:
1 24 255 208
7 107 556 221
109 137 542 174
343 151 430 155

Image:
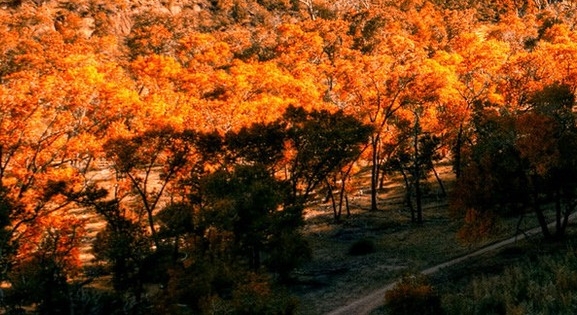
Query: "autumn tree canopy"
2 0 577 312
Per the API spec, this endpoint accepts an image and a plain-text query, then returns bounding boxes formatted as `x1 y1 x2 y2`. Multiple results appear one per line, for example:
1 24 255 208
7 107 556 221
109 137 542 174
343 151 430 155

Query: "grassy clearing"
291 166 567 315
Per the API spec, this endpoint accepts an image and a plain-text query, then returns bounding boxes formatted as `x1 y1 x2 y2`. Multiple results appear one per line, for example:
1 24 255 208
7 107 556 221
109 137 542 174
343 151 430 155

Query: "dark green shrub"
385 274 444 315
348 238 376 256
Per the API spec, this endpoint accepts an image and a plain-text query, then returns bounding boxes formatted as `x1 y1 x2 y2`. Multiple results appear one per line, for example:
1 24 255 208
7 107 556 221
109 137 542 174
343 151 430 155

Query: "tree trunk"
555 189 562 236
299 0 316 20
325 179 339 221
345 193 351 218
431 164 446 198
454 125 464 179
338 165 355 220
533 184 551 239
399 167 414 222
415 174 422 223
370 135 380 211
147 209 160 250
414 121 423 223
338 177 346 221
379 164 387 190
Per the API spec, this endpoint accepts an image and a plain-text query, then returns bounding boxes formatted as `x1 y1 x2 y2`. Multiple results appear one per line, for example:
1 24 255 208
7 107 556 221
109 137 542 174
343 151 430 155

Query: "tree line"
1 0 577 313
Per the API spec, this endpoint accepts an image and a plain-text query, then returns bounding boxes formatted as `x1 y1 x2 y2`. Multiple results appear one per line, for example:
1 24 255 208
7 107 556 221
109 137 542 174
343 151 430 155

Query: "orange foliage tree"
5 1 577 312
0 6 140 304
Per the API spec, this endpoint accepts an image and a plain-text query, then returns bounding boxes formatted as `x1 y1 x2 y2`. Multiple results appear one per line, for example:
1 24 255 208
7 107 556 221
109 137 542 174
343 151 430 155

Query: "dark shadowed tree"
517 83 577 239
388 131 443 224
103 128 197 249
454 84 577 241
282 105 373 218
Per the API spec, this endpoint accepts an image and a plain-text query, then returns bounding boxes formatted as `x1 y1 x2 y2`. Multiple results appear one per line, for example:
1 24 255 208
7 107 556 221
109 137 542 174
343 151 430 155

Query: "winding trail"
326 214 577 315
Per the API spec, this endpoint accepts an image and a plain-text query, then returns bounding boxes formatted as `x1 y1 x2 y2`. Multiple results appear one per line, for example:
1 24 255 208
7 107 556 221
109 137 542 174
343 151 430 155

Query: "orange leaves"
497 23 577 108
18 213 86 274
486 14 538 52
457 208 496 243
64 55 105 86
127 19 176 57
132 54 183 83
177 32 233 69
180 59 324 133
0 13 143 272
130 55 183 129
276 23 324 64
4 0 577 282
453 31 510 81
534 28 577 88
516 113 558 176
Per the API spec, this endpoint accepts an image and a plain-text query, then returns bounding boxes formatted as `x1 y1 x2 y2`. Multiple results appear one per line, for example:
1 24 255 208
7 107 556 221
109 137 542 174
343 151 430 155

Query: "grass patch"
431 232 577 315
291 166 570 315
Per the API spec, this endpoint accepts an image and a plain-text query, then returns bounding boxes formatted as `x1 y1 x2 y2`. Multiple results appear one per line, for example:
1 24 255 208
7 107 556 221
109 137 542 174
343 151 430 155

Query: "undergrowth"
442 247 577 315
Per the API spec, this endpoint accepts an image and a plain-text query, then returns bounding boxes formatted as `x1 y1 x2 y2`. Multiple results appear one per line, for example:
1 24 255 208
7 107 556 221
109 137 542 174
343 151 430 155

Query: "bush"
348 238 376 256
385 274 444 315
231 272 299 315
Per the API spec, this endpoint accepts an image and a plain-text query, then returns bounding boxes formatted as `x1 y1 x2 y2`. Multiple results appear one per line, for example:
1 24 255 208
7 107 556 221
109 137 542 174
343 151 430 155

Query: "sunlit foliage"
2 0 577 312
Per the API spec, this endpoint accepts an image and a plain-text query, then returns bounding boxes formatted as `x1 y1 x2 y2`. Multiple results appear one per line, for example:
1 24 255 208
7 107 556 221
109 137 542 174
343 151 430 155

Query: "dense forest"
2 0 577 313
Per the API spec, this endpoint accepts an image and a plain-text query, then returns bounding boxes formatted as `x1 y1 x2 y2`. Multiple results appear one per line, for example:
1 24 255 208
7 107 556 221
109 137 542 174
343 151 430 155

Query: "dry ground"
289 165 544 314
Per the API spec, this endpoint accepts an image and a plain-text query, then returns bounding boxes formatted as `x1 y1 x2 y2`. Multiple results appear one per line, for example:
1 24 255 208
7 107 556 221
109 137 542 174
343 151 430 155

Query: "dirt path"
326 214 577 315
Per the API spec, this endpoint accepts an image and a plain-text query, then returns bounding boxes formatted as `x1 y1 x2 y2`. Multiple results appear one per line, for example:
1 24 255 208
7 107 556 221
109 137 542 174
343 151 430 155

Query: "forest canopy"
2 0 577 313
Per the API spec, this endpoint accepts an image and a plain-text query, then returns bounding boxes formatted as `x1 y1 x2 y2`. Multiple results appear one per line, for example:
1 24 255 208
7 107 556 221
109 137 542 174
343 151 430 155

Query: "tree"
201 164 289 271
103 127 197 249
388 130 443 224
451 101 525 242
336 6 449 212
78 185 152 307
224 122 286 171
6 216 84 314
517 83 577 239
0 20 140 307
442 31 510 179
385 56 454 222
155 202 195 264
454 83 577 241
282 105 372 212
0 193 14 283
